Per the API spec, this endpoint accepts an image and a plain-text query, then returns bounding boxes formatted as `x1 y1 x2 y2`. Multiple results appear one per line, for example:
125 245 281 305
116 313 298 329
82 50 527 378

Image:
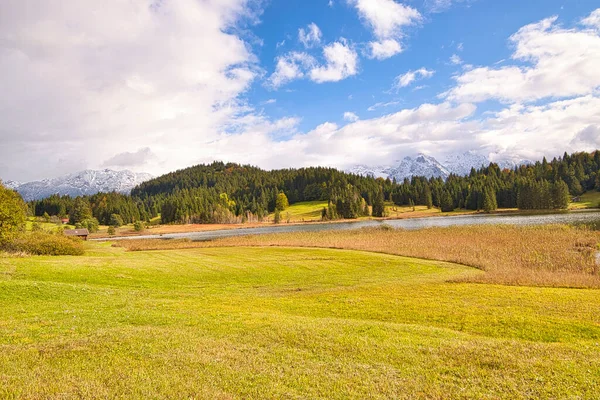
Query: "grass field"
119 224 600 288
267 200 328 222
570 190 600 210
1 243 600 398
265 201 470 224
25 217 75 232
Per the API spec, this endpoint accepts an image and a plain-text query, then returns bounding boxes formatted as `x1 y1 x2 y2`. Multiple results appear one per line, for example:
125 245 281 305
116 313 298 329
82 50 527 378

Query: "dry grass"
114 224 600 288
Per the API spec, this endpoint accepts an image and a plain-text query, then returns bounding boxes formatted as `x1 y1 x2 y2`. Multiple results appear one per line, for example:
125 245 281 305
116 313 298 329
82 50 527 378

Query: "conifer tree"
551 179 570 209
440 190 454 212
69 197 93 224
372 187 385 217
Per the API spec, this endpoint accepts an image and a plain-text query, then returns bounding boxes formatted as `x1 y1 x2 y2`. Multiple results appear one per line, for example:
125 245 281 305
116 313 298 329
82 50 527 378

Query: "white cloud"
266 52 316 88
394 68 435 89
103 147 156 167
582 8 600 29
348 0 421 59
425 0 471 13
266 40 357 88
298 23 322 48
309 40 359 83
571 125 600 147
343 112 360 122
368 101 400 111
368 39 403 60
262 99 277 105
0 0 261 181
449 54 463 65
481 95 600 161
445 12 600 103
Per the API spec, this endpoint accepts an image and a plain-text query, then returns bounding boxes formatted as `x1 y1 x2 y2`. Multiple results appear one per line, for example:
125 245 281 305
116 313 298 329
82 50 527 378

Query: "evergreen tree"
372 187 385 217
69 197 93 224
482 187 498 212
109 214 124 227
273 209 281 224
424 185 433 209
441 190 454 212
551 179 570 209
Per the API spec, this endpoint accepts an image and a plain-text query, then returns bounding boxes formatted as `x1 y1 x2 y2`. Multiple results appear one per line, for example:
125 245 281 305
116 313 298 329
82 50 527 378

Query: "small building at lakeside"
64 229 89 241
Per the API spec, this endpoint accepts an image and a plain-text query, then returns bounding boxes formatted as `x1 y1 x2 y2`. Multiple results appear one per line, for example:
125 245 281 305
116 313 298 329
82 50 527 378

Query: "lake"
102 210 600 242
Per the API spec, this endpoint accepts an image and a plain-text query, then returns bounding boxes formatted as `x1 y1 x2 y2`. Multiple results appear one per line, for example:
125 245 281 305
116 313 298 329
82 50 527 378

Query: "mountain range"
2 152 530 201
348 152 529 181
3 169 153 201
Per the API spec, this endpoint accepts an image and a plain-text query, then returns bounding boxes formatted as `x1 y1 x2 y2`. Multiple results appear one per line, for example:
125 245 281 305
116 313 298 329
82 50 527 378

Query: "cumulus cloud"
299 23 322 48
481 95 600 160
266 40 357 87
582 8 600 29
444 11 600 103
348 0 421 59
343 112 359 122
266 52 316 88
369 39 403 60
570 125 600 147
309 40 359 83
103 147 156 167
449 54 463 65
0 0 261 181
394 68 435 89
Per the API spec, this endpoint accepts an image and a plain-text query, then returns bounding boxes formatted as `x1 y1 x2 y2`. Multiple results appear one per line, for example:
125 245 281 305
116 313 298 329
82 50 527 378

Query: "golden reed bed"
114 225 600 288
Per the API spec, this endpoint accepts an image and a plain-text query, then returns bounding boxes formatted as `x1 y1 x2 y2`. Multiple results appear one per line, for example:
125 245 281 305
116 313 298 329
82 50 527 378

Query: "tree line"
25 151 600 225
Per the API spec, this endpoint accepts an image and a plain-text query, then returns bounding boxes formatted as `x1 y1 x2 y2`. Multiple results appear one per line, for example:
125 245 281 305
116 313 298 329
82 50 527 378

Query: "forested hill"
131 162 384 223
132 162 379 203
27 151 600 227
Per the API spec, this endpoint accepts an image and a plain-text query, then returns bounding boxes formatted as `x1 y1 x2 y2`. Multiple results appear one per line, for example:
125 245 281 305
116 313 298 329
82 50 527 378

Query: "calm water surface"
103 210 600 242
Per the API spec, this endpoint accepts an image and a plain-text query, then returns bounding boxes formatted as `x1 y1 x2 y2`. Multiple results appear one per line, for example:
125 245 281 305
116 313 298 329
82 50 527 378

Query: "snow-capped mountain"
443 151 490 176
348 152 531 181
348 164 390 179
387 154 451 181
7 169 153 201
2 180 21 190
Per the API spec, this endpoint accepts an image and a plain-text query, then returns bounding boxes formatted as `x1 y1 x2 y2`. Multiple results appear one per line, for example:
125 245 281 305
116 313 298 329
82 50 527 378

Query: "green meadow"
1 243 600 398
268 200 328 222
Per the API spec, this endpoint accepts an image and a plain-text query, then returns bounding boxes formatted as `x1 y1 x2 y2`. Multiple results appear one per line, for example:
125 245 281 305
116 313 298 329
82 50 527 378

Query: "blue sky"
248 0 598 131
0 0 599 181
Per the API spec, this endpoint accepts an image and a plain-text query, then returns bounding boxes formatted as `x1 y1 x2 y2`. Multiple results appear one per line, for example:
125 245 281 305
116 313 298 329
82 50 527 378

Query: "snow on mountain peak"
8 169 153 201
347 151 530 181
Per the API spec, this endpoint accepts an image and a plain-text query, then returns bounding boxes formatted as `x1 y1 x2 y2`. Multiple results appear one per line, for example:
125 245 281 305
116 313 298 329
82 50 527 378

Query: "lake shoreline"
93 208 600 242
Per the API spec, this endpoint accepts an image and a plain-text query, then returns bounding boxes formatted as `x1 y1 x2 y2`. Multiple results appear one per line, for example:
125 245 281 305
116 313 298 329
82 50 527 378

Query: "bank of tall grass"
116 224 600 288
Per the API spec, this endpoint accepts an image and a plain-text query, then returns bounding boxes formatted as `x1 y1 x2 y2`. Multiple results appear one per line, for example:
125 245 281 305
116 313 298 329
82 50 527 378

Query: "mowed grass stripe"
1 245 600 398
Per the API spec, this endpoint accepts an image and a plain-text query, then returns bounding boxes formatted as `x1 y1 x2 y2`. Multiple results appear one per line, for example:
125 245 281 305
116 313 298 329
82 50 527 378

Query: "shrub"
8 232 84 256
107 226 116 236
109 214 124 227
133 221 145 232
274 210 281 224
76 218 99 233
0 183 27 246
